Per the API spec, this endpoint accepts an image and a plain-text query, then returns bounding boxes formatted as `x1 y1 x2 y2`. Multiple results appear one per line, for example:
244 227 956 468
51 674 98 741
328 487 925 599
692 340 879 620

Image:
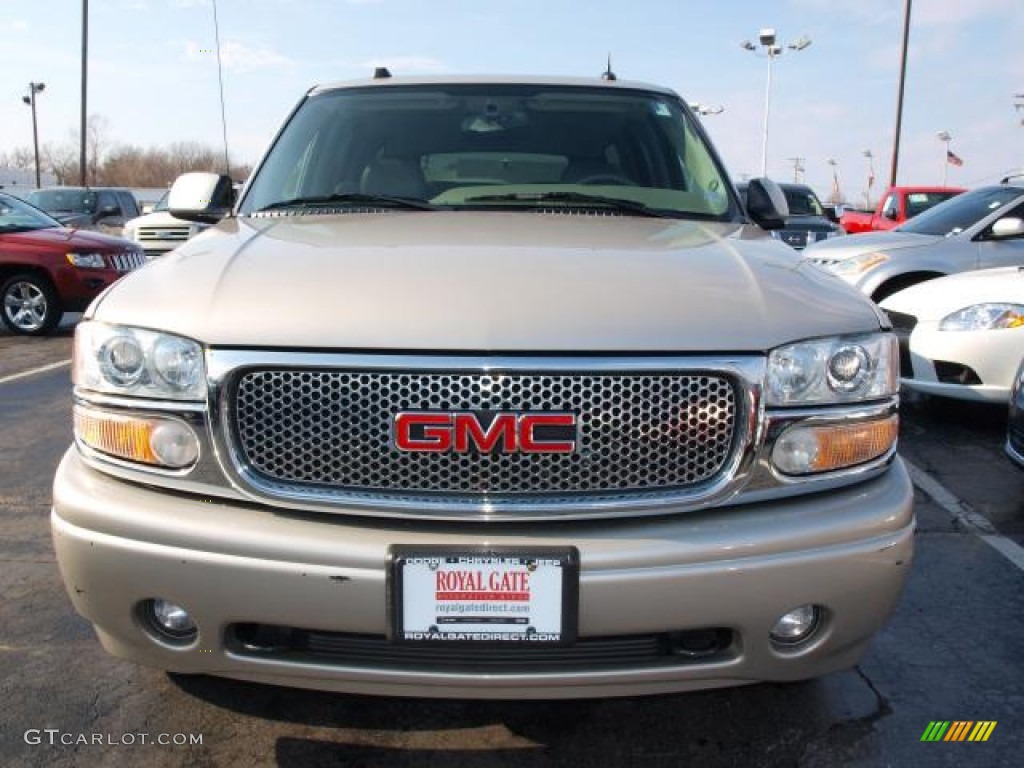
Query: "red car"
0 192 146 335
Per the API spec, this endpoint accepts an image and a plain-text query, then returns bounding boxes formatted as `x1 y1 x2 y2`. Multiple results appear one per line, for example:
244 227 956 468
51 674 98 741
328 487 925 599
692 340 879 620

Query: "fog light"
149 421 200 467
770 604 821 645
144 598 198 644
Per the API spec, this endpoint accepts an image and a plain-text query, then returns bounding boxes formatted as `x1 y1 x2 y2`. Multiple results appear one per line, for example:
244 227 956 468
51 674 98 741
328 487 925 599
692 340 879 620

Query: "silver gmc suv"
52 74 913 699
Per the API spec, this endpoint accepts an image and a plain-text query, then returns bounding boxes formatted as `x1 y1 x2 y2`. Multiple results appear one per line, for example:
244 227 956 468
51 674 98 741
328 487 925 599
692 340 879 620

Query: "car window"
881 194 898 219
0 193 62 232
25 189 96 214
240 84 739 220
904 191 960 219
783 188 823 216
97 191 118 214
117 192 139 217
897 187 1024 236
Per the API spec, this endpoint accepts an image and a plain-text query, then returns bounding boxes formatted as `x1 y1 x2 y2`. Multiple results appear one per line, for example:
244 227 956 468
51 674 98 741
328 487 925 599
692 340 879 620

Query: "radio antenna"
211 0 231 175
602 53 617 81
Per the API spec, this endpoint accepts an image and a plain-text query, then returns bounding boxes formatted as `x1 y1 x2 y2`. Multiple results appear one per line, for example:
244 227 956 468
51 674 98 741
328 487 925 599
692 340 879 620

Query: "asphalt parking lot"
1 319 1022 768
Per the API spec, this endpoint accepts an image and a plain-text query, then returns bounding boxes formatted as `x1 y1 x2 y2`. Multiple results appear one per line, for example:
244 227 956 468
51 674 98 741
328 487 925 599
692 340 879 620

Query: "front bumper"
52 449 914 699
900 324 1023 403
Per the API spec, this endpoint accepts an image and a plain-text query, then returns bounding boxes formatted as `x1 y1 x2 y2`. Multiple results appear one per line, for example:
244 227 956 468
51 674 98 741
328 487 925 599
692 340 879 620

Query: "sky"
2 0 1022 203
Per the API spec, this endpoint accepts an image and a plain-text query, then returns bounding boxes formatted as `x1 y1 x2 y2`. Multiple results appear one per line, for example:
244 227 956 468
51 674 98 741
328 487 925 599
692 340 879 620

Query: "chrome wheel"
1 275 60 335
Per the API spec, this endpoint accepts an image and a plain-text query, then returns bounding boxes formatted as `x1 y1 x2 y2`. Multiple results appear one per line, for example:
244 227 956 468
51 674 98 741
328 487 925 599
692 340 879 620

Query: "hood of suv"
91 212 884 351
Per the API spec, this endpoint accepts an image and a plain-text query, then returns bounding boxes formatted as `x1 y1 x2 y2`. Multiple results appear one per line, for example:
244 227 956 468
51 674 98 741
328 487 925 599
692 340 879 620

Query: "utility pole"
787 157 805 183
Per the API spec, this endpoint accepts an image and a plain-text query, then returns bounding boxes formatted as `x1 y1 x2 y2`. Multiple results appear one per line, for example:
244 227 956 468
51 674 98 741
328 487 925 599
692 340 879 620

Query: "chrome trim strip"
74 388 207 413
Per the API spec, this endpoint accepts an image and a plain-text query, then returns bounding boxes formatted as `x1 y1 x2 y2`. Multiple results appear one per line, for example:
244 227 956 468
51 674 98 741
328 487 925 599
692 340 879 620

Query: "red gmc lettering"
394 412 452 452
519 413 576 453
454 413 516 453
395 412 577 454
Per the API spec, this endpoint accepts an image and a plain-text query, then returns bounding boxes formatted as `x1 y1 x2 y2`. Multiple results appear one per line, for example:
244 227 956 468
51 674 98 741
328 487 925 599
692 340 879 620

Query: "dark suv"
737 182 843 250
25 187 140 237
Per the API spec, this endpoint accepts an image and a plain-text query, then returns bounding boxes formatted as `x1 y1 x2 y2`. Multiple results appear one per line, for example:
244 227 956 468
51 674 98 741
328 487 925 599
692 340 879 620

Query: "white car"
122 192 208 259
880 266 1024 402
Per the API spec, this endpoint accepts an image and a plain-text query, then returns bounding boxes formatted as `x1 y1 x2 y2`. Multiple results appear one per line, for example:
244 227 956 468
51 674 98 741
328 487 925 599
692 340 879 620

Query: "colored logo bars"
920 721 997 742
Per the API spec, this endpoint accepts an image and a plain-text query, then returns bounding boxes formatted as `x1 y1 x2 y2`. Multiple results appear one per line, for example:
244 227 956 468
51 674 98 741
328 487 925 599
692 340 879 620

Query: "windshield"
152 192 169 212
897 187 1022 236
240 84 738 220
782 187 824 216
0 193 62 233
25 188 96 214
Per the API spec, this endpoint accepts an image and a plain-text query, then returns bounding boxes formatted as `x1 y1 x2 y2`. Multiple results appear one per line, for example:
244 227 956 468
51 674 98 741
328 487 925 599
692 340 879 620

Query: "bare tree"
0 147 36 171
42 142 79 186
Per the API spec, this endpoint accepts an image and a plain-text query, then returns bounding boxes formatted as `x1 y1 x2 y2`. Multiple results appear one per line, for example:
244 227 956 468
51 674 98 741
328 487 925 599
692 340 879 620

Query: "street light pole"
22 82 45 188
761 50 774 177
937 130 952 186
741 29 812 178
889 0 912 187
862 149 875 209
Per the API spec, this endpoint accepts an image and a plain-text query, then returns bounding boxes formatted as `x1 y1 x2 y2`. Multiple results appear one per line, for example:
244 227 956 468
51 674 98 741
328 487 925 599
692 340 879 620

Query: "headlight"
830 252 889 276
74 322 205 400
767 334 898 405
938 303 1024 331
66 252 106 269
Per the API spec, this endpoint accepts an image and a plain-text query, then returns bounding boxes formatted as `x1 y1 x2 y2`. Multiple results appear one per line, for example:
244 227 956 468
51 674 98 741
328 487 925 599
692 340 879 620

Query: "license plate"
389 546 579 645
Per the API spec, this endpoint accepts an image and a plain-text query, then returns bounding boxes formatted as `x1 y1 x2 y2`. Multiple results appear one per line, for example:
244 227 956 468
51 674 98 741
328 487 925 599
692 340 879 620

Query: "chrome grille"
231 369 739 497
108 252 147 272
137 226 190 242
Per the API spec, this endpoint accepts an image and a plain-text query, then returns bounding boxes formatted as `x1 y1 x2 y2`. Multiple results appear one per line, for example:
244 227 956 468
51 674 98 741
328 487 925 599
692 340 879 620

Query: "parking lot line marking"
0 359 71 386
905 458 1024 573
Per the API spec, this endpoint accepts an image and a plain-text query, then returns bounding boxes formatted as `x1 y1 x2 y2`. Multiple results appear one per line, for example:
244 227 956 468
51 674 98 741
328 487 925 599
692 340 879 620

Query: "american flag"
946 149 964 167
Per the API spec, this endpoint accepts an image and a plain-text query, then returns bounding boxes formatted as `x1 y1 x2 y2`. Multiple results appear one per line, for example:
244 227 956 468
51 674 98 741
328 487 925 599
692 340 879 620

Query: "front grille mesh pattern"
232 369 738 496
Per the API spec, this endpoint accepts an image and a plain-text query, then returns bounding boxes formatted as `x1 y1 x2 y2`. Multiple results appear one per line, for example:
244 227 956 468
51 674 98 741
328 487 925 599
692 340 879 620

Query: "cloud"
914 0 1018 26
360 56 447 75
2 19 29 33
183 40 292 73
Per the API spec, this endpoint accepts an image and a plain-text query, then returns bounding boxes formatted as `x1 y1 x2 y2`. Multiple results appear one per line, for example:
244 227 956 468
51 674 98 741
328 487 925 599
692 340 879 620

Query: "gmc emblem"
394 411 578 454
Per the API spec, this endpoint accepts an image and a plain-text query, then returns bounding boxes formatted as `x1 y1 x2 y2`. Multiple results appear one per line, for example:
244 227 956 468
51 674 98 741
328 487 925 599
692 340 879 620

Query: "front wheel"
1 273 63 336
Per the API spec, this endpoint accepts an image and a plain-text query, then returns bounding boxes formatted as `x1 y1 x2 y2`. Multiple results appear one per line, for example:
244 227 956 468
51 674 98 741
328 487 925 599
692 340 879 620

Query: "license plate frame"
388 545 579 646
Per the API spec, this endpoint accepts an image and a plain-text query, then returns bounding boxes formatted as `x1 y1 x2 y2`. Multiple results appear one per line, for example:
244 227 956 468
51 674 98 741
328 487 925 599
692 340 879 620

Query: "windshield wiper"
462 191 678 219
255 193 438 213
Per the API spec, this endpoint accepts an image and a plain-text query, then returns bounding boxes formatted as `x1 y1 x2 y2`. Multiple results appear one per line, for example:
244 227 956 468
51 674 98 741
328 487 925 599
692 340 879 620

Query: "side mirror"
169 172 234 224
745 178 788 230
989 217 1024 239
883 208 899 221
823 204 841 224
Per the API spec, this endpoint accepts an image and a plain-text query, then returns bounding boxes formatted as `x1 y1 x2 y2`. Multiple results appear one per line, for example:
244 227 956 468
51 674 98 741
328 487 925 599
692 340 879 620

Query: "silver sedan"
804 183 1024 301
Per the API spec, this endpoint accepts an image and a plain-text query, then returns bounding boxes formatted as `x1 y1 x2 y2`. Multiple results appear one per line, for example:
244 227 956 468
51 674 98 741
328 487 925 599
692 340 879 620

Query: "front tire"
1 273 63 336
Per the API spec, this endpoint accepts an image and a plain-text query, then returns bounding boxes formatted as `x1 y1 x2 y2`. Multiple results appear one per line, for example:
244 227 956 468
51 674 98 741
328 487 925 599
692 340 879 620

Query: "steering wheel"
574 174 633 186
